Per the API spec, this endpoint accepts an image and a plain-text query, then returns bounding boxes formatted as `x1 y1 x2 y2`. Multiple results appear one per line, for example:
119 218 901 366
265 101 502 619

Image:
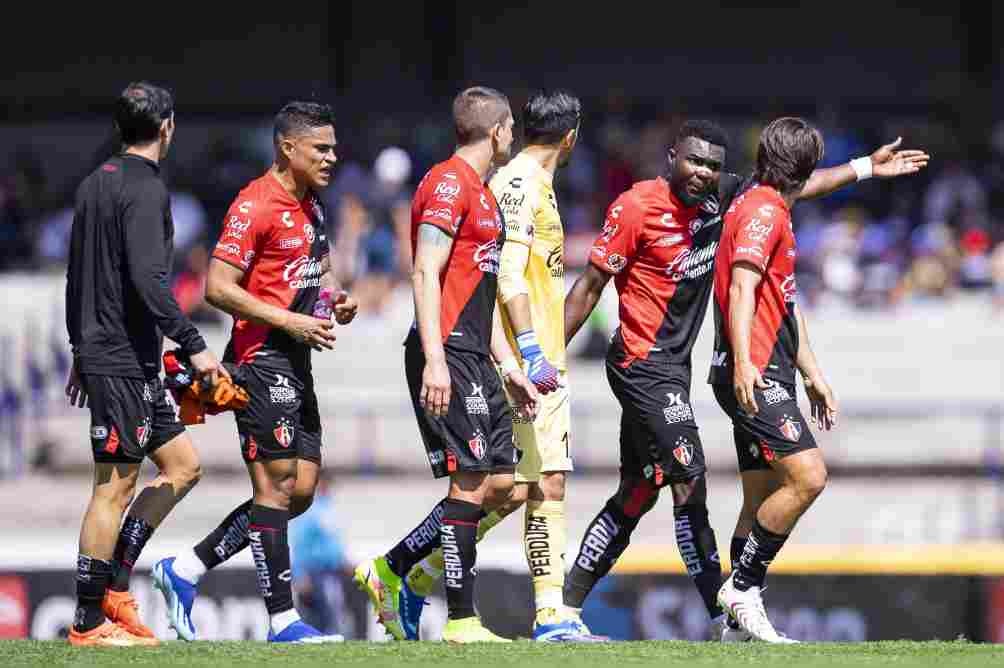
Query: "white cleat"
713 614 751 642
717 573 798 644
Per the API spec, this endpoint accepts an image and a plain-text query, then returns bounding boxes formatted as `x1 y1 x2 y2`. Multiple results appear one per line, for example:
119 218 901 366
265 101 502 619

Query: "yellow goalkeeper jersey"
490 152 566 371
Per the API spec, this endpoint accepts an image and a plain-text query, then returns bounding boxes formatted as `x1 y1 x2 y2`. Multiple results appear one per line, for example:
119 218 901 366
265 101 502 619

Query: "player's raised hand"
804 373 838 430
284 312 337 351
65 360 87 408
869 137 930 178
421 358 452 418
332 290 359 325
503 368 540 422
734 359 767 415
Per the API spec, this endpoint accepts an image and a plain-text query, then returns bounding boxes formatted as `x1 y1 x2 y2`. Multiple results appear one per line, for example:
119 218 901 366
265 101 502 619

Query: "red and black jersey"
589 175 740 368
408 155 504 356
212 172 329 368
708 183 799 386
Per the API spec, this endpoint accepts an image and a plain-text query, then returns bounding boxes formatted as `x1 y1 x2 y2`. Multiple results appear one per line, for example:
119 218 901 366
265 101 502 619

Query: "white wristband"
499 357 520 377
850 156 873 181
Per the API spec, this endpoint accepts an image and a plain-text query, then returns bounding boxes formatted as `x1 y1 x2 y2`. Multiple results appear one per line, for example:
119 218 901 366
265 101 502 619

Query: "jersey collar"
751 182 790 214
512 152 553 186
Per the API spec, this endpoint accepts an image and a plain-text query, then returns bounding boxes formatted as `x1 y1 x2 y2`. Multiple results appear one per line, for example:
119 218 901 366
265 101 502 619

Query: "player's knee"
483 473 515 510
537 472 566 502
172 461 202 492
797 462 828 504
614 477 660 520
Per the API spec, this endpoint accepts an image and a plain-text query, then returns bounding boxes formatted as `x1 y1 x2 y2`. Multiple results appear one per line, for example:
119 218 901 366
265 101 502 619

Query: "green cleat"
353 557 405 641
441 616 511 643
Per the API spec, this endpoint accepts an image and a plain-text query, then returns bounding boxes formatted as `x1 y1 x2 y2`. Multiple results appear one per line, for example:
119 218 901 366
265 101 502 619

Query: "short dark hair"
754 117 824 195
115 81 174 146
273 101 336 148
675 120 730 150
452 86 511 145
522 89 581 145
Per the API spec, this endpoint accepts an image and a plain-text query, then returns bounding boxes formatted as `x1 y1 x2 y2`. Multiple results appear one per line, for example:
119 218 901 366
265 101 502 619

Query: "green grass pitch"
2 640 1003 667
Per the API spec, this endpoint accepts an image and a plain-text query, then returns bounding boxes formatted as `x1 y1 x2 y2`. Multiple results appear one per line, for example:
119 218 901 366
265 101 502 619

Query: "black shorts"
712 380 818 472
234 359 322 464
404 337 516 479
84 374 184 464
606 358 706 486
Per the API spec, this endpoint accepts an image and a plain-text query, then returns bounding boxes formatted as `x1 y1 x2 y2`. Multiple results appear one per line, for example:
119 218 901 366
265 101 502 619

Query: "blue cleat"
399 579 426 640
533 609 610 643
152 557 198 641
268 620 344 643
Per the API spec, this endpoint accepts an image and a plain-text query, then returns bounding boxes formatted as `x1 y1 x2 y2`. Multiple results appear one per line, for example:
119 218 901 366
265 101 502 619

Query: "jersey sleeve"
212 196 268 272
491 171 537 247
589 193 642 275
414 171 467 237
730 197 785 273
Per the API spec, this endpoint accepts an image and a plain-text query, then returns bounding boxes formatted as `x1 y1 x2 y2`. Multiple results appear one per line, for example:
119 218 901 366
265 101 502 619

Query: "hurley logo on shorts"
763 381 792 406
269 374 297 404
663 393 694 425
465 383 489 416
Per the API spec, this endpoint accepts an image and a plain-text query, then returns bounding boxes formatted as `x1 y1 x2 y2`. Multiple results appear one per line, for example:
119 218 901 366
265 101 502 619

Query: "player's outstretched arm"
564 264 611 345
794 304 837 431
413 223 454 418
797 137 930 200
205 258 335 352
729 262 768 415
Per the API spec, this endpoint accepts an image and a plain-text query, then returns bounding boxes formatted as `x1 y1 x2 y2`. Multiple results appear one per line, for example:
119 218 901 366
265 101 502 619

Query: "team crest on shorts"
136 418 152 448
778 415 802 442
273 418 295 448
672 436 694 466
468 429 487 460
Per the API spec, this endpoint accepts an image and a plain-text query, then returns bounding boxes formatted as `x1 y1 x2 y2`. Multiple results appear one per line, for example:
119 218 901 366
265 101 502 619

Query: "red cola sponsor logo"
283 255 325 289
781 274 797 303
474 239 500 274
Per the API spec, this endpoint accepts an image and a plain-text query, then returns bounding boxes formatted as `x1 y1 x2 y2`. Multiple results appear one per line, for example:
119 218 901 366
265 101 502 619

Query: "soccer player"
152 101 357 644
353 86 539 644
402 89 603 642
64 81 226 646
560 120 928 640
710 117 832 642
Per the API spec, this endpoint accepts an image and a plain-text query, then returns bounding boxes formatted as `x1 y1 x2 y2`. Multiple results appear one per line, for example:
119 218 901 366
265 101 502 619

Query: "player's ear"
667 147 677 169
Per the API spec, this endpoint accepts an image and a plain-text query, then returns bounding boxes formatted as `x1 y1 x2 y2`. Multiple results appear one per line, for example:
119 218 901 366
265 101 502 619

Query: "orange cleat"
68 620 159 647
103 590 157 640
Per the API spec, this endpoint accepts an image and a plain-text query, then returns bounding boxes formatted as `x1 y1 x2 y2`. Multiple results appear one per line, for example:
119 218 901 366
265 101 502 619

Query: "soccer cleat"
268 620 344 643
717 614 752 642
152 557 198 641
717 573 798 644
399 579 427 640
441 616 510 643
532 607 609 642
102 589 155 639
68 620 159 647
353 557 405 641
405 562 438 599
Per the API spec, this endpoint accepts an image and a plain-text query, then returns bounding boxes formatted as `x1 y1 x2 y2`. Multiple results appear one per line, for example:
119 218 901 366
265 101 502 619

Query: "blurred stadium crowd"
2 101 1003 320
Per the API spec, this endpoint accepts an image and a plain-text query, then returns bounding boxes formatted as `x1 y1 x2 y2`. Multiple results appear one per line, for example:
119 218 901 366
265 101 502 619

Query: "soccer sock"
477 509 505 541
171 548 208 585
403 507 500 596
564 499 640 609
74 554 113 632
524 499 566 614
673 504 723 619
440 498 481 620
733 519 788 592
726 535 747 628
385 498 446 578
248 504 295 615
192 499 253 576
109 516 155 592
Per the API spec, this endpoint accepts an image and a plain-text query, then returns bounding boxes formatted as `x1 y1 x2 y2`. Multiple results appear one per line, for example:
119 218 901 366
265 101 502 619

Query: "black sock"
673 504 723 619
734 519 788 592
727 536 747 628
564 500 640 609
440 498 481 620
385 498 447 578
248 504 293 615
74 555 112 632
109 516 155 592
194 499 252 571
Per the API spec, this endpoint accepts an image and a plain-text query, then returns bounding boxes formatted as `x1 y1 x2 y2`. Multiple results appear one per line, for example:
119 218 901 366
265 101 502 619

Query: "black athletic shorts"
404 334 517 479
234 358 322 464
84 374 184 464
605 358 706 486
712 380 818 472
